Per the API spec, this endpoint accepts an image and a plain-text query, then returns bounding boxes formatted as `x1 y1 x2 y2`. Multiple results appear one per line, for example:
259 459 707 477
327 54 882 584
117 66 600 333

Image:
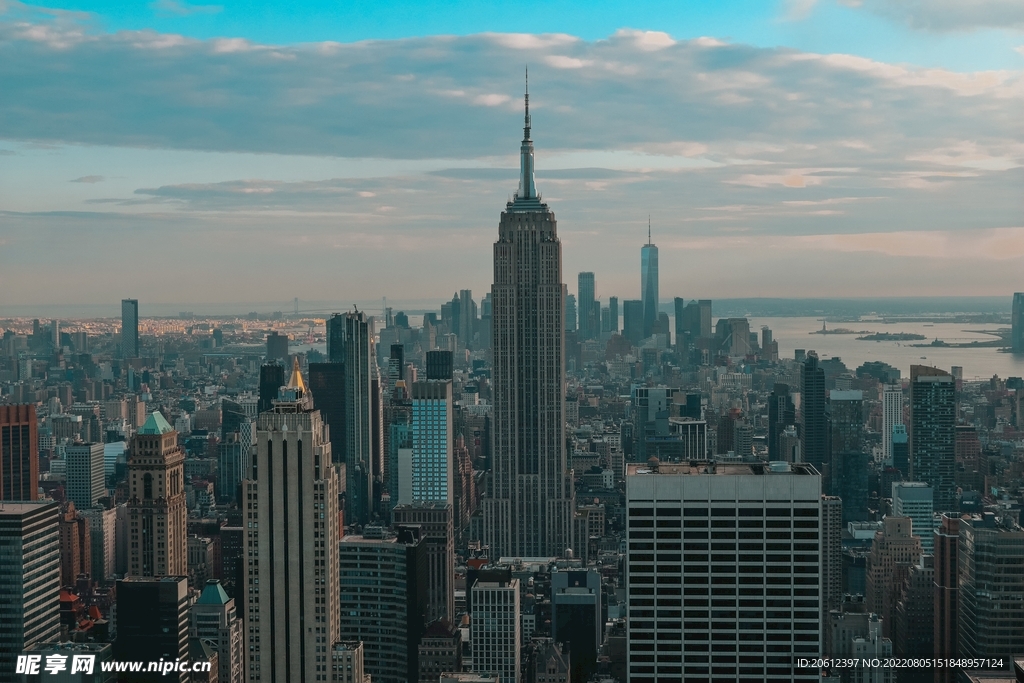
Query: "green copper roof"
138 411 174 435
196 580 230 605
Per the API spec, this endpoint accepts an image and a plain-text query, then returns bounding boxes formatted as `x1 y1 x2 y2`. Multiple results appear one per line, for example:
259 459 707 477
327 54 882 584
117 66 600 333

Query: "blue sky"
1 0 1022 308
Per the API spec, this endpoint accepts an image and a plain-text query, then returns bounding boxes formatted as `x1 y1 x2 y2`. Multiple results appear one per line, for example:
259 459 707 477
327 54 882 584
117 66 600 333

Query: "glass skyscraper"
641 225 658 338
121 298 139 359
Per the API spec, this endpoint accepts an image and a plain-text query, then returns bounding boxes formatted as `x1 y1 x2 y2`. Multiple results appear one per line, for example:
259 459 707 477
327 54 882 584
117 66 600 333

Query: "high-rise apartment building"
338 526 428 683
801 353 828 476
956 514 1024 660
625 460 822 683
882 384 903 465
484 85 575 559
830 390 868 522
191 579 245 683
115 576 190 683
578 272 596 340
121 298 139 359
641 224 659 339
127 412 187 577
471 578 521 683
865 517 922 638
891 482 934 554
1012 292 1024 353
933 514 959 683
0 502 60 680
1 404 39 501
822 495 843 648
410 380 453 503
81 505 117 584
65 442 105 511
243 361 340 682
909 366 956 511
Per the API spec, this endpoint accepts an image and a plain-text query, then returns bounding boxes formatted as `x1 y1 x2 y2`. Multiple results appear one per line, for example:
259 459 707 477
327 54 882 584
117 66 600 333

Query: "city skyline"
2 2 1023 305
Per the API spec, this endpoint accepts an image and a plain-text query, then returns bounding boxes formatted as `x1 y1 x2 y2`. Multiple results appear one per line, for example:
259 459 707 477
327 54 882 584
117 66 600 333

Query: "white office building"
65 442 105 510
891 482 934 554
626 460 822 683
471 579 521 683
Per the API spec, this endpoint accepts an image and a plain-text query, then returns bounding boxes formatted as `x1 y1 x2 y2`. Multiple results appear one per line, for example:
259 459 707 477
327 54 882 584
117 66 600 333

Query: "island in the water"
810 322 870 335
856 332 927 341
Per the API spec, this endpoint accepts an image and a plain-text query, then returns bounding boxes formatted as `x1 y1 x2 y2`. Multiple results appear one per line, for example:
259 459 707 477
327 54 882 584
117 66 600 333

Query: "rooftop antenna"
648 215 651 244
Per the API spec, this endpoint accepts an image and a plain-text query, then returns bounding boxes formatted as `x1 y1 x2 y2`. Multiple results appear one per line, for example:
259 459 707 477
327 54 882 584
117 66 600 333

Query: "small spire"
287 356 306 392
523 66 531 141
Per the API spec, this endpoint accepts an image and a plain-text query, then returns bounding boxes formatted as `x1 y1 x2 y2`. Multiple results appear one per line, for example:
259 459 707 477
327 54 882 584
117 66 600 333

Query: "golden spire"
287 356 306 393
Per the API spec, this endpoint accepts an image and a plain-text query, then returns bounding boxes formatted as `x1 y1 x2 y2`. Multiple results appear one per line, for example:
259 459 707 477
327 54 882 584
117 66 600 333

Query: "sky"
1 0 1023 311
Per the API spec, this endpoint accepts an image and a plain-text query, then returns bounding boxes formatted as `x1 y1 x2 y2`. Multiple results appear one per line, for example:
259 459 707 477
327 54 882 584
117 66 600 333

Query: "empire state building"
484 79 575 559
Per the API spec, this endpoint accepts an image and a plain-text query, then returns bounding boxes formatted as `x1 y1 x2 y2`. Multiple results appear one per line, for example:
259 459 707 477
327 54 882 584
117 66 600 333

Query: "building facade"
625 461 822 683
909 366 956 511
121 298 139 359
127 412 187 577
485 86 574 559
470 579 521 683
1 404 39 501
65 443 105 511
243 361 340 682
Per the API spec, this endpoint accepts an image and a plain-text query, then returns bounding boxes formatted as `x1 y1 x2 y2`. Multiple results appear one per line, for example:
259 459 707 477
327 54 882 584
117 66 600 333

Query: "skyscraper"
933 514 959 683
121 298 139 359
892 481 934 553
625 460 822 683
882 384 903 465
1012 292 1024 353
471 578 521 683
127 412 187 577
65 442 105 511
608 295 619 332
309 362 346 467
459 289 476 349
243 359 341 682
909 366 956 511
578 272 595 340
622 300 644 345
326 312 346 363
338 526 428 683
343 309 375 525
116 576 190 683
956 514 1024 660
0 502 60 679
485 80 574 559
191 579 245 683
768 384 796 461
564 292 577 332
257 362 285 414
641 221 659 338
673 297 686 351
830 390 867 522
266 331 289 363
801 352 828 476
0 404 39 501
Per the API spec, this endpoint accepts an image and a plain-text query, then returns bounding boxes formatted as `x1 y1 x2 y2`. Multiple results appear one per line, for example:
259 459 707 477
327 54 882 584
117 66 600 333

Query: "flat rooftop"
627 461 818 477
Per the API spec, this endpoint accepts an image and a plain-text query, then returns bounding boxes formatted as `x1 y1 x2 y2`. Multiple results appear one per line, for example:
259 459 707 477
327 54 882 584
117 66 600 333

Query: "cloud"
783 0 818 21
1 9 1023 302
840 0 1024 32
70 175 104 183
149 0 222 17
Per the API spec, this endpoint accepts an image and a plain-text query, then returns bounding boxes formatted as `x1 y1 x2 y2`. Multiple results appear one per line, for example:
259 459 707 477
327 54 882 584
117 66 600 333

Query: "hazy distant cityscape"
4 0 1024 681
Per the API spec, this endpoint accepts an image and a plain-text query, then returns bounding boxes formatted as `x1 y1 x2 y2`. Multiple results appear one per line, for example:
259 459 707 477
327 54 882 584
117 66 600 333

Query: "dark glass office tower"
909 365 956 511
257 362 285 414
121 298 139 359
309 362 346 467
578 272 596 340
326 312 346 362
768 383 795 461
608 295 619 332
801 352 828 475
622 300 644 344
830 390 868 522
426 350 453 381
1012 292 1024 353
484 80 574 559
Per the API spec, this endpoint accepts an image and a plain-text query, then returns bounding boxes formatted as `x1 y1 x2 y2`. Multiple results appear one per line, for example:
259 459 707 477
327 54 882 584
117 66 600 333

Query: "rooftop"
138 411 174 435
627 460 817 477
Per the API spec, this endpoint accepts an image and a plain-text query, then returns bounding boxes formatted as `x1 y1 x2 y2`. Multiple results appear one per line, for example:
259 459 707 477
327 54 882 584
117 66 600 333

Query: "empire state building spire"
517 68 537 200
